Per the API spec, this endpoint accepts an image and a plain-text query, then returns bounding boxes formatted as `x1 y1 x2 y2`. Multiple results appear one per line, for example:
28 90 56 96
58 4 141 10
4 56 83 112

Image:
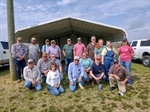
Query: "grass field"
0 61 149 112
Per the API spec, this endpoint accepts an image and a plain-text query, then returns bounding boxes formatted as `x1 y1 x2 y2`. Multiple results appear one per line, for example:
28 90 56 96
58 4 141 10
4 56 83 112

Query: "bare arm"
90 71 97 80
62 50 66 57
101 55 104 65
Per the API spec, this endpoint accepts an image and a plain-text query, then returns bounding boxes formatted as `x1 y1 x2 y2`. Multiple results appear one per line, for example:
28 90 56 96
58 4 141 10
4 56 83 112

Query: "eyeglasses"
28 62 33 64
114 62 118 64
75 59 79 61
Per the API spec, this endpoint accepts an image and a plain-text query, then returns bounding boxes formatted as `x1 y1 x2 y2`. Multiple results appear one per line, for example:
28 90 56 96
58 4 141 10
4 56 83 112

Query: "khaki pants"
109 76 126 93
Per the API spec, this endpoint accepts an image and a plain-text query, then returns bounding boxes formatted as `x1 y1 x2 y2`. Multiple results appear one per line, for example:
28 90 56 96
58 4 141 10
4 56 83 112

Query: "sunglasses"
28 62 33 64
75 59 79 61
114 62 118 64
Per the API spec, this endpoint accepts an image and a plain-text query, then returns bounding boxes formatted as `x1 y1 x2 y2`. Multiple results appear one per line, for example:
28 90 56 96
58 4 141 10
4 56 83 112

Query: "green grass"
0 62 149 112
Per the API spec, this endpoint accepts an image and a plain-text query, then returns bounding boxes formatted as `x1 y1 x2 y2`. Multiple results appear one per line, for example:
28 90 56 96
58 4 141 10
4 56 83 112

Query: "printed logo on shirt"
99 70 101 73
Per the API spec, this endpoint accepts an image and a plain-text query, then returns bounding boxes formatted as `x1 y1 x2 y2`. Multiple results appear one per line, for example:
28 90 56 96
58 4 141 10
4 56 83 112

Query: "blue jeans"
104 59 114 81
24 80 42 91
65 58 73 73
69 75 87 92
47 85 64 96
13 58 26 80
41 73 46 83
120 61 132 84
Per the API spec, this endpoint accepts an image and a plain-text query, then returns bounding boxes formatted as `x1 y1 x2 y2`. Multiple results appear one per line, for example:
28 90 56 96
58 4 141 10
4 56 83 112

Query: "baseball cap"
122 38 127 42
17 37 22 41
114 59 119 64
28 59 33 63
96 56 101 60
77 37 81 41
51 40 56 43
74 56 80 60
67 38 71 41
42 52 47 57
45 39 49 42
31 37 36 41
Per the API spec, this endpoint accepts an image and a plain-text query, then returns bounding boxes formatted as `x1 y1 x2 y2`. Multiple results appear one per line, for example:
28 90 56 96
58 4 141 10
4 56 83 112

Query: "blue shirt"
68 62 84 82
41 44 50 53
90 62 104 74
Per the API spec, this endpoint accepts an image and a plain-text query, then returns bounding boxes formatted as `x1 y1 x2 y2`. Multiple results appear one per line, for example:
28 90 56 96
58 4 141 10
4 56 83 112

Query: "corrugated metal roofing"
15 17 127 43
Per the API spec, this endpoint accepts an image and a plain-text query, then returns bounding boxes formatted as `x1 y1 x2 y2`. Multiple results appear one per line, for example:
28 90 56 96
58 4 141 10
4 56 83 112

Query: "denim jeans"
120 61 132 84
69 75 87 92
65 58 73 73
104 59 114 81
47 85 64 96
41 73 46 83
13 58 26 80
24 80 42 91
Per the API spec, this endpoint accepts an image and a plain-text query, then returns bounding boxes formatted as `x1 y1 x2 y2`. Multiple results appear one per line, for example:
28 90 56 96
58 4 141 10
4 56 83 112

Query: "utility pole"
6 0 16 80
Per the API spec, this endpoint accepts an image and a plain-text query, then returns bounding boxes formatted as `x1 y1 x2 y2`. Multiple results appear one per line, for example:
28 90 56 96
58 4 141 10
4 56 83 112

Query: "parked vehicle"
130 39 150 67
0 41 9 66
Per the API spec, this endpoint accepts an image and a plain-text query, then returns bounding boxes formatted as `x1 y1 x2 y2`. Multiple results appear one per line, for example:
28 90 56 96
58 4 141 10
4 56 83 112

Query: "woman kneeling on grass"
46 61 64 96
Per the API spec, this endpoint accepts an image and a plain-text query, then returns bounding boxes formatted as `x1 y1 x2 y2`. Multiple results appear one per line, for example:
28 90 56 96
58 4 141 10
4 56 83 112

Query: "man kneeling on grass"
89 56 105 90
109 59 130 96
23 59 42 91
68 56 87 92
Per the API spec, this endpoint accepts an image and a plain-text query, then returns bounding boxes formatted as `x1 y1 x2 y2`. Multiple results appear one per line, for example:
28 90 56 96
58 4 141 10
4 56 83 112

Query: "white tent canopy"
15 17 127 47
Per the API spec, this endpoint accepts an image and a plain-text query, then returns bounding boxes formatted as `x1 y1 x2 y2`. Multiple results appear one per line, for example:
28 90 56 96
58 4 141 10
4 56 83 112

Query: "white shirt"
46 70 60 86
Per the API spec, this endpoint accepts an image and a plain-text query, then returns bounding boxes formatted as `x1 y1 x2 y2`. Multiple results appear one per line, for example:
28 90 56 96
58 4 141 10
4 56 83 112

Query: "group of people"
11 36 134 96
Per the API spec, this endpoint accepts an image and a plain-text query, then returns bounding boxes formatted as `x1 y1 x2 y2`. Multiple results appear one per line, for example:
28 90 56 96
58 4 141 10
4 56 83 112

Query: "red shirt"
119 45 134 62
73 43 86 57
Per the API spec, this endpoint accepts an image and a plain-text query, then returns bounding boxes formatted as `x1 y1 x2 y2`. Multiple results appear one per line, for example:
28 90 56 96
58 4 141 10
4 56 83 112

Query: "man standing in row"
11 37 27 83
62 38 74 74
28 37 40 65
41 39 50 53
47 40 62 62
86 36 96 61
73 37 86 58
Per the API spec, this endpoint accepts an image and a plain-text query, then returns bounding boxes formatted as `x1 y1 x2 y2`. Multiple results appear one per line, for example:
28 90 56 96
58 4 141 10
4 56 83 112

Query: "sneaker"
29 84 32 90
109 86 115 91
118 91 124 96
17 79 21 83
98 84 102 90
92 81 94 86
127 83 132 87
78 83 84 89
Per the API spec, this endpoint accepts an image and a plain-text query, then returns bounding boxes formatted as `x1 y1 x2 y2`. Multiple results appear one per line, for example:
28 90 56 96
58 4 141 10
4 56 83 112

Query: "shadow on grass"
132 75 140 82
0 66 9 77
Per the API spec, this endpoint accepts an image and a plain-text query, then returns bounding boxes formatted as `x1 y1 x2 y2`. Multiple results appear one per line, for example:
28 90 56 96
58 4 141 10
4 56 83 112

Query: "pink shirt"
119 45 134 62
74 43 86 57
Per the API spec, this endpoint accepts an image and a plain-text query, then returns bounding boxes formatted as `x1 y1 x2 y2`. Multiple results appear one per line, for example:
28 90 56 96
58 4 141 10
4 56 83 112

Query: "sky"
0 0 150 41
